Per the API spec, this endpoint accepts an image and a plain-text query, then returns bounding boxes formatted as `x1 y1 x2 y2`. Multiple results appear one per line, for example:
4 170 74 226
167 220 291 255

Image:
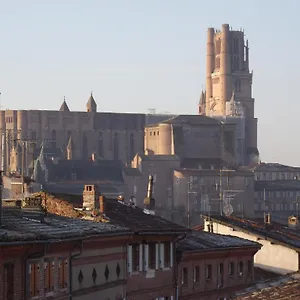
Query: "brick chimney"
83 185 99 210
99 195 105 214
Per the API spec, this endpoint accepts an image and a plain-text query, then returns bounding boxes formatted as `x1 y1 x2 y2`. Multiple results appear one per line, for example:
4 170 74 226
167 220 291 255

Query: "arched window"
129 133 135 161
113 132 119 160
51 130 56 148
98 132 104 158
82 133 88 159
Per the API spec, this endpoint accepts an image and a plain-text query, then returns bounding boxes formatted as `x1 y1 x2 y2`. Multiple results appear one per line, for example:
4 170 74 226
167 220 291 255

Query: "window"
247 259 253 274
113 132 119 160
58 259 68 289
29 262 40 297
148 243 156 270
132 244 140 272
206 264 212 280
51 130 56 148
31 131 37 141
229 262 235 276
219 263 224 286
182 267 188 285
239 261 244 276
44 260 55 293
164 242 171 268
4 263 14 300
82 133 88 159
129 133 135 161
193 266 200 283
98 132 104 158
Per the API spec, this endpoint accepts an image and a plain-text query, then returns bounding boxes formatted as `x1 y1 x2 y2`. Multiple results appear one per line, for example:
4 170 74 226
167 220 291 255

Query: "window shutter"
44 262 49 293
160 243 165 268
139 244 143 272
64 260 68 288
144 244 149 271
170 242 174 267
127 245 133 273
155 243 159 269
50 261 54 291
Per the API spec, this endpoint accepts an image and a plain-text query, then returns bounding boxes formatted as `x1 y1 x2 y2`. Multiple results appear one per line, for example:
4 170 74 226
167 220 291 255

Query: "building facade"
0 95 174 175
177 231 261 300
199 24 258 165
203 215 300 275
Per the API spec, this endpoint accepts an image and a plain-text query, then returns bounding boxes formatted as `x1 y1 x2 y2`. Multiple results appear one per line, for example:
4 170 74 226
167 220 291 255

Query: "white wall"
204 221 299 275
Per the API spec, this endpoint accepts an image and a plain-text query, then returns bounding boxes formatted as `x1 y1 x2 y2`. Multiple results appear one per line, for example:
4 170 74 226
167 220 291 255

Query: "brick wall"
178 251 255 300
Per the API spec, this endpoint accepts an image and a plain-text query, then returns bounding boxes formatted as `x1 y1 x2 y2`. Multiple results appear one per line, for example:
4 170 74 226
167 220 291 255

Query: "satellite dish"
223 203 233 216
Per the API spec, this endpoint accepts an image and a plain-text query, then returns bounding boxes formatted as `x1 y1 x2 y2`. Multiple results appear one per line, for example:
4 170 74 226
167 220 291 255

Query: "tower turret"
59 97 70 112
198 90 206 115
86 92 97 112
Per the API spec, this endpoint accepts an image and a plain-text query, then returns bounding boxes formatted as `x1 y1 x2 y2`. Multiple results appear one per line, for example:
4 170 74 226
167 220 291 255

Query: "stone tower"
201 24 258 163
86 92 97 112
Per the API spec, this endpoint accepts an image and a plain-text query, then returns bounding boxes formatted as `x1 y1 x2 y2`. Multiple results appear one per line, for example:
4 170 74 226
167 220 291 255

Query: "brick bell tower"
199 24 258 164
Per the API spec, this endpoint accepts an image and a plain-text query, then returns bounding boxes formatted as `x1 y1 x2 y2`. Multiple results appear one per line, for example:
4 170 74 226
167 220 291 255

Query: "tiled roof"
43 193 189 235
250 163 300 172
45 159 124 183
0 207 129 244
123 167 142 177
44 182 121 196
255 180 300 191
233 272 300 299
137 153 180 161
177 231 261 252
206 215 300 251
146 114 221 127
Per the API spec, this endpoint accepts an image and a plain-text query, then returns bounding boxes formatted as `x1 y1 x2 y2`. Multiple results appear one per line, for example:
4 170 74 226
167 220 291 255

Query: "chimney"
288 216 299 229
91 152 97 162
99 195 105 214
21 196 46 222
144 174 155 210
82 184 99 210
264 213 271 225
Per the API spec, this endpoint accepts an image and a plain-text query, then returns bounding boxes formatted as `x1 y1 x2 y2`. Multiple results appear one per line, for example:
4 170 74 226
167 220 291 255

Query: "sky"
0 0 299 165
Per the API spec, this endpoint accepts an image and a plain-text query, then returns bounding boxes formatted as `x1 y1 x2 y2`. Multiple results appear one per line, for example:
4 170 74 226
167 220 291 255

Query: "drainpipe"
69 241 83 300
172 234 186 300
24 243 48 300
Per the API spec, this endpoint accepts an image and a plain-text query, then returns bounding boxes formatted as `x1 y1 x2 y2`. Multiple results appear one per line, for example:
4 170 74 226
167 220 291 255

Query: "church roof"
146 114 221 127
59 98 70 112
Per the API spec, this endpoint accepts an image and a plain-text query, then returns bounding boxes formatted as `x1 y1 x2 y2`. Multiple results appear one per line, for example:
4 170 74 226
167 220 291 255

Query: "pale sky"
0 0 298 166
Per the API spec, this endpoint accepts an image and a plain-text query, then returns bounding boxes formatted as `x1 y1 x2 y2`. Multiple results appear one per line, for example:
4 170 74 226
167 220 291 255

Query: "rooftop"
255 180 300 191
234 272 300 299
247 162 300 172
41 193 189 235
204 215 300 251
0 206 128 244
146 114 221 127
177 231 261 252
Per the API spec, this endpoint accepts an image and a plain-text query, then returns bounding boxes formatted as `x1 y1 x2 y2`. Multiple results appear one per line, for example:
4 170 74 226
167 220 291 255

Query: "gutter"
0 230 130 246
69 241 83 300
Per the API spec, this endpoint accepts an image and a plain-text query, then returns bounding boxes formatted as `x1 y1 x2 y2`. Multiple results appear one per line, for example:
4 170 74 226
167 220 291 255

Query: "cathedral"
2 24 259 178
198 24 259 165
